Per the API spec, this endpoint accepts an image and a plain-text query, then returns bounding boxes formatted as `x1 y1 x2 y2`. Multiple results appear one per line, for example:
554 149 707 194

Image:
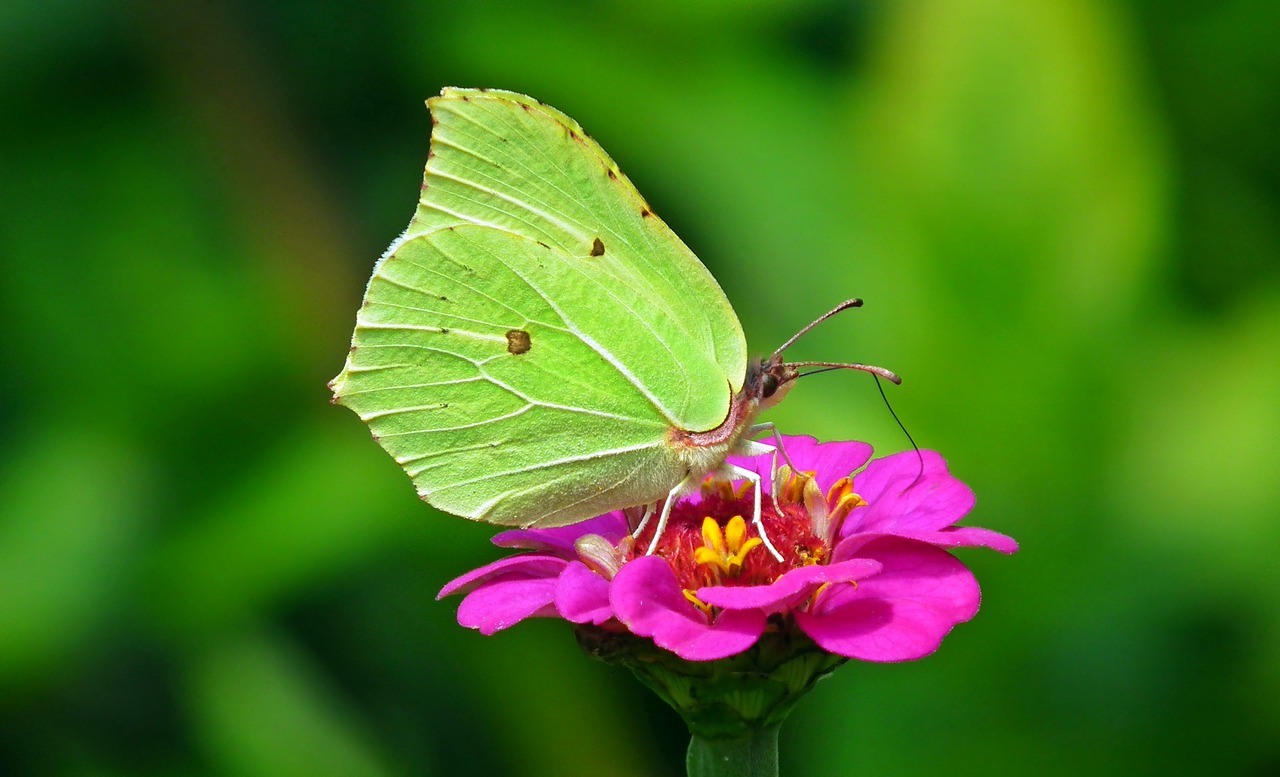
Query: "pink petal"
896 526 1019 554
455 575 561 635
833 526 1019 560
492 512 629 556
797 537 981 662
611 556 765 661
783 436 875 481
437 555 567 599
555 561 614 625
842 451 975 536
696 558 882 611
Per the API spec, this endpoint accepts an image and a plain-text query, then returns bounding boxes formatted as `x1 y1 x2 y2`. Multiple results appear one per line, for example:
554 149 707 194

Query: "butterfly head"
751 356 800 412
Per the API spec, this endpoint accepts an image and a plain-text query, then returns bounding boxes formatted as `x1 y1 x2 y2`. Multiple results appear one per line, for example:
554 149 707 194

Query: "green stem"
686 724 781 777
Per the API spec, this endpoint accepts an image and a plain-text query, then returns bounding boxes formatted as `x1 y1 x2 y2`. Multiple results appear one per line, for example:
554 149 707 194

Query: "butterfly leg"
631 502 658 537
720 463 784 562
643 472 697 556
746 422 798 496
733 425 796 526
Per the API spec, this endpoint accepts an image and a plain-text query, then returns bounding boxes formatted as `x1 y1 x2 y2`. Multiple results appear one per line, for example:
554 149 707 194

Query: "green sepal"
574 618 846 741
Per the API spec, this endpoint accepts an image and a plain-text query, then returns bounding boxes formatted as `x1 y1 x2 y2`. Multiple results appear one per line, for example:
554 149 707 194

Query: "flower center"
629 477 832 595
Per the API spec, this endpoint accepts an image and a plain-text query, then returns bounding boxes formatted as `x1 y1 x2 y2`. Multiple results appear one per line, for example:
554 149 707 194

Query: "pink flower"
438 436 1017 662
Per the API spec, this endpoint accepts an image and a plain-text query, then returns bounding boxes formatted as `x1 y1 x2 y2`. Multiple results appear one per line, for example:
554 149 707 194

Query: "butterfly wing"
411 88 747 424
331 88 747 527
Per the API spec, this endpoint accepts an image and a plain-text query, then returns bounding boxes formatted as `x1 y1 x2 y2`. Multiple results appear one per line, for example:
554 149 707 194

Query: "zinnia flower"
438 436 1017 663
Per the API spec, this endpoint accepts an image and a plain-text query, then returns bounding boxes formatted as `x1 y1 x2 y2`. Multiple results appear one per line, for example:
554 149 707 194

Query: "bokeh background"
3 1 1278 775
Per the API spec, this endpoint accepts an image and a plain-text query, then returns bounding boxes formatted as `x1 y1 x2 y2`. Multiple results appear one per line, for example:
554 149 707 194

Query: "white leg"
745 422 797 489
731 435 777 496
644 472 696 555
632 502 657 537
719 463 784 561
641 428 794 560
735 423 797 519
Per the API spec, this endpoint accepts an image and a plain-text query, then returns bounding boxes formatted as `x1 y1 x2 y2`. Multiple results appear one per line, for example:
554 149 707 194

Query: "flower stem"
686 724 780 777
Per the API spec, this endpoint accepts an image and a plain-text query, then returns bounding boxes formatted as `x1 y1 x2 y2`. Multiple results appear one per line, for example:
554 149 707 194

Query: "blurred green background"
3 1 1278 775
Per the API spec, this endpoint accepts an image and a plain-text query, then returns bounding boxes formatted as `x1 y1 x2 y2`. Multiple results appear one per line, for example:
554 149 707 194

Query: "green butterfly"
330 88 897 557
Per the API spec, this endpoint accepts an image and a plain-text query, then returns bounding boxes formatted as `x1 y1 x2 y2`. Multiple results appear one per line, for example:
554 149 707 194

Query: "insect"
329 88 898 558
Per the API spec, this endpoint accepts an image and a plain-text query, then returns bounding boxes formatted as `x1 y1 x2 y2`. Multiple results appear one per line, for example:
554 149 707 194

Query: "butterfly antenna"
770 299 865 361
797 366 842 379
772 299 902 384
873 374 925 489
789 360 902 384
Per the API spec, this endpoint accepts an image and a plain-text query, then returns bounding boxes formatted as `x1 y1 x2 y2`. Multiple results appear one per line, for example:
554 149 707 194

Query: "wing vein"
431 440 663 491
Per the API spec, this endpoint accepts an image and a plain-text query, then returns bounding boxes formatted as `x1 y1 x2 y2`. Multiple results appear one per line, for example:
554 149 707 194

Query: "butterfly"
329 88 897 558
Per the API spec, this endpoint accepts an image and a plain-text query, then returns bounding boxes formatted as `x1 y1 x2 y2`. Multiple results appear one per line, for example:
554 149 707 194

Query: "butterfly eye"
761 372 780 399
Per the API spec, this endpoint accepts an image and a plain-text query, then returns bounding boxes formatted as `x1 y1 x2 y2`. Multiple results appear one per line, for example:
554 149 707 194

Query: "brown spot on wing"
506 329 532 355
590 237 605 256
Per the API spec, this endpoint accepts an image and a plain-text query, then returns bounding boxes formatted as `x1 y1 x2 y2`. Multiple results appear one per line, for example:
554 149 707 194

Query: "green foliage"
2 1 1277 775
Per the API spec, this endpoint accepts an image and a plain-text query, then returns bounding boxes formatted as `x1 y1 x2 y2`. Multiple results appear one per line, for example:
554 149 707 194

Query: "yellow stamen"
826 477 854 507
698 479 755 501
820 489 868 541
702 477 731 500
834 492 868 515
693 545 724 568
807 579 853 608
783 470 816 503
725 514 747 550
694 515 763 576
794 544 827 566
701 516 726 556
683 589 712 614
